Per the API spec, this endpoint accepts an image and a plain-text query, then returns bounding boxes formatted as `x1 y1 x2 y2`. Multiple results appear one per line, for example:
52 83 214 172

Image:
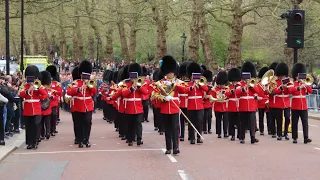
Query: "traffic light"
287 10 305 48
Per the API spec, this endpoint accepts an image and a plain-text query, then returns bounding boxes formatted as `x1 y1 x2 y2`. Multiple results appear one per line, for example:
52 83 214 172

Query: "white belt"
227 98 239 110
171 97 180 101
178 94 188 97
274 95 289 98
124 98 141 101
74 96 92 100
24 99 40 103
228 98 238 101
188 96 202 99
240 96 254 100
292 95 306 98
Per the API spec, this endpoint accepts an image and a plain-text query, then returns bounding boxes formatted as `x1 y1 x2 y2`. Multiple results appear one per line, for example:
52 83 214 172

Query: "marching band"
16 58 313 155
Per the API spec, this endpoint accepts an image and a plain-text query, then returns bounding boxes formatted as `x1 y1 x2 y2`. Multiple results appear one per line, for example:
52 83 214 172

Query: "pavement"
0 110 320 180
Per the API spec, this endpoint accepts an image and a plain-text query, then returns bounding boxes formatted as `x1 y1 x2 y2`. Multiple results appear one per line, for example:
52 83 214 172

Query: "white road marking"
161 149 177 163
309 124 318 128
142 132 152 134
178 170 188 180
13 148 162 155
314 147 320 151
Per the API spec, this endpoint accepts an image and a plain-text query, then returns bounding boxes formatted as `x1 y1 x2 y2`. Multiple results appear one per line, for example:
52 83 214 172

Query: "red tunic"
122 82 149 114
50 81 62 107
99 83 109 101
235 81 259 112
225 83 241 112
186 82 208 110
20 84 48 116
211 86 227 112
257 82 269 109
288 81 312 110
272 79 291 109
67 79 96 112
141 79 151 100
42 89 52 116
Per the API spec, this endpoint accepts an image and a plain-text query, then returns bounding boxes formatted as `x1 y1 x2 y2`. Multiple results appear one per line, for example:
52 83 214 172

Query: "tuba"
86 79 97 88
302 74 314 86
261 69 275 85
64 94 72 104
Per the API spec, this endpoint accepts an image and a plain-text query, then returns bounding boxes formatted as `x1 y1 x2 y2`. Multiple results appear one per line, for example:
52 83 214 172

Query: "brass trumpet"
134 77 145 87
247 78 257 87
197 76 207 86
68 80 78 88
32 79 42 89
86 79 97 88
302 74 314 86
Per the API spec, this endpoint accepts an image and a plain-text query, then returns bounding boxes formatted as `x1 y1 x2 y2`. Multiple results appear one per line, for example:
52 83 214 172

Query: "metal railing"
307 89 319 112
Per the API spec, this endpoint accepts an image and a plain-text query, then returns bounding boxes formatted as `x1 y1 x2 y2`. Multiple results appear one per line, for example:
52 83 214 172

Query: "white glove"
164 81 172 86
165 96 172 101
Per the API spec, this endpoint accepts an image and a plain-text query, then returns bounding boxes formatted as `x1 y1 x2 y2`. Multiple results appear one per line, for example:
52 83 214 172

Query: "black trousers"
180 108 188 138
203 108 212 132
258 108 270 133
239 112 256 140
118 112 126 137
71 112 77 141
163 113 179 150
188 110 204 140
25 115 41 145
57 105 60 121
228 112 239 136
153 107 158 128
97 95 102 109
108 105 116 122
142 100 149 121
291 110 309 140
39 115 51 138
283 108 291 136
114 111 119 129
102 101 108 119
13 108 20 131
156 108 165 133
74 111 93 143
126 114 143 143
50 106 57 133
270 108 289 137
215 112 228 135
0 105 4 142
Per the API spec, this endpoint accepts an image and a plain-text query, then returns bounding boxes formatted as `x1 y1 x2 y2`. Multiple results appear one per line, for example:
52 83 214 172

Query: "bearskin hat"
216 71 228 85
128 63 142 76
25 65 41 79
258 67 269 79
113 71 119 84
158 71 165 80
201 65 207 71
103 70 112 82
153 69 160 81
40 71 52 85
269 62 278 71
108 71 114 83
292 63 306 80
46 65 59 81
179 61 192 78
186 61 202 78
241 61 257 78
79 60 93 74
72 66 80 80
160 55 178 75
121 65 129 80
203 70 213 82
117 68 124 82
142 67 148 76
228 68 241 82
275 62 288 76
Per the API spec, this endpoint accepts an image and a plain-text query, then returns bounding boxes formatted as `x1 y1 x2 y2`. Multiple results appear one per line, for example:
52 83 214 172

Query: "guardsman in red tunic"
177 61 192 141
185 62 208 144
122 63 149 146
67 60 97 148
267 62 278 138
271 62 291 140
39 71 52 141
257 67 270 136
150 69 164 134
111 65 130 140
225 68 241 141
202 70 214 134
106 72 117 124
156 56 188 155
288 63 312 144
20 65 48 149
235 61 259 144
46 65 62 136
142 67 151 122
99 81 109 121
212 71 229 138
112 71 120 131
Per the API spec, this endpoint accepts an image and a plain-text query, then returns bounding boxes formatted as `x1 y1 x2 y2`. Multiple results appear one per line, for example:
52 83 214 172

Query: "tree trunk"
40 28 49 56
115 0 130 62
151 2 168 61
227 0 243 67
88 35 95 60
199 5 217 71
32 33 39 55
105 26 114 61
188 0 200 61
24 38 31 55
59 7 67 60
74 0 84 61
129 19 138 61
284 47 293 72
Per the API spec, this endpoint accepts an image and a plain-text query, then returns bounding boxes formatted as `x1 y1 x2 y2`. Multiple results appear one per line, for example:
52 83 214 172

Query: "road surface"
0 110 320 180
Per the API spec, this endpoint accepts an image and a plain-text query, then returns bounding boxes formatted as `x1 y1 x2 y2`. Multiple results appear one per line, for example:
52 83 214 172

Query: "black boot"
293 139 298 144
231 136 235 141
173 149 180 155
0 140 5 145
74 139 78 144
27 145 33 149
304 138 312 144
190 139 195 144
197 139 203 143
78 142 84 148
85 142 91 148
165 150 171 154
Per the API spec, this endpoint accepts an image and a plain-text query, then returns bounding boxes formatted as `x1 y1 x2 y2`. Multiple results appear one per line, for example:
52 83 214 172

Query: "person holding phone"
19 65 48 149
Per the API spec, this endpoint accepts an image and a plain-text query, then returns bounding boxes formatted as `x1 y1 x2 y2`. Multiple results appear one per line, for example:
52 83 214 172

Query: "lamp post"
96 36 100 70
21 0 24 72
5 0 10 75
181 32 187 62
